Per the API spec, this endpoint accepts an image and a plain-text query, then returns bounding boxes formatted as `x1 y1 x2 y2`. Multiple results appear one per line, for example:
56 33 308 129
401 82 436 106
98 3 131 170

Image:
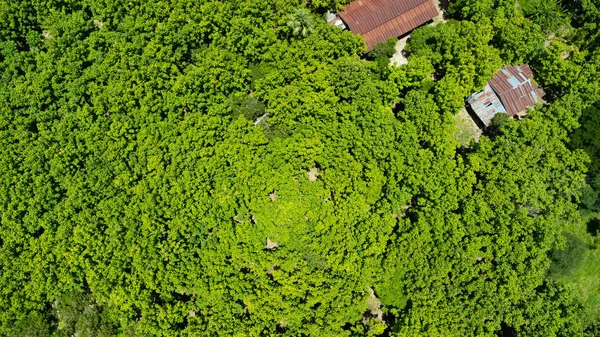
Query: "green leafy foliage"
0 0 599 336
367 37 398 72
406 19 502 99
287 9 315 38
521 0 569 31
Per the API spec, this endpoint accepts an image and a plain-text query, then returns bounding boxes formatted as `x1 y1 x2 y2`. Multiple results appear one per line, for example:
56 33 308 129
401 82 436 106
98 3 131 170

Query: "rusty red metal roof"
467 64 545 126
339 0 438 50
488 64 545 116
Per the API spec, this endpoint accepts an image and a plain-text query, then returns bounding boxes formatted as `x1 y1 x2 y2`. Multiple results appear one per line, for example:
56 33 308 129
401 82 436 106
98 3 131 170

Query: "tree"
287 8 314 38
521 0 569 32
0 0 598 335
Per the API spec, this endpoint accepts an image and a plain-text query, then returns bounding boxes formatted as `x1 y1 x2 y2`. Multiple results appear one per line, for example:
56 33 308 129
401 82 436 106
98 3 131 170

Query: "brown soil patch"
307 167 319 181
367 288 384 321
266 238 278 250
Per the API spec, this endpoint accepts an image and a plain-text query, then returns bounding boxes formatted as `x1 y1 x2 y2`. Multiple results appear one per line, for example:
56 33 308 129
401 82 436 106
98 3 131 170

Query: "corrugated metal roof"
327 12 347 29
467 64 545 126
488 64 545 116
339 0 438 50
467 84 507 126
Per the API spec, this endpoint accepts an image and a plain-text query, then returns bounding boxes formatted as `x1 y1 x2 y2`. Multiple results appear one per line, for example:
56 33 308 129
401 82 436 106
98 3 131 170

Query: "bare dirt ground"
390 35 410 66
266 238 278 249
307 167 319 181
431 0 447 24
454 107 482 146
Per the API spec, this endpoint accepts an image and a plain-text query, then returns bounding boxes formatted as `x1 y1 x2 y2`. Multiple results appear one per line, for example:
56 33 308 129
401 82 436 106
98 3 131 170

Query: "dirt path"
431 0 447 24
390 35 410 66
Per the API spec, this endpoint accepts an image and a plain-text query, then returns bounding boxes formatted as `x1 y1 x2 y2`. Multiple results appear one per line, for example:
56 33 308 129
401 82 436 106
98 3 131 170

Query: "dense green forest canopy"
1 0 599 336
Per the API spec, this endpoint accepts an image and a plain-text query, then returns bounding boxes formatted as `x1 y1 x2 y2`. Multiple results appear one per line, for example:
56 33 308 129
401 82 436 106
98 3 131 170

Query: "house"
467 64 545 127
326 12 347 29
336 0 439 51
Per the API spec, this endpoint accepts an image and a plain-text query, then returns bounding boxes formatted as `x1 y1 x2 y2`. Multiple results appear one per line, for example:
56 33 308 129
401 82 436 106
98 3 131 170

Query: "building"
326 12 347 29
467 64 545 127
337 0 439 51
466 84 507 127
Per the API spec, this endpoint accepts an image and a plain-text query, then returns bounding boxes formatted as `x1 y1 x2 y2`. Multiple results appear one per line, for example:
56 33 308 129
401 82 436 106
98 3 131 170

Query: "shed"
466 84 507 126
467 64 545 127
338 0 439 50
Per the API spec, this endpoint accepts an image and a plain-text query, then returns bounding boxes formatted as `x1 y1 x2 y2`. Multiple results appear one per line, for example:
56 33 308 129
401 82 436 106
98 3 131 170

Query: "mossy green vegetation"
0 0 599 336
453 108 482 146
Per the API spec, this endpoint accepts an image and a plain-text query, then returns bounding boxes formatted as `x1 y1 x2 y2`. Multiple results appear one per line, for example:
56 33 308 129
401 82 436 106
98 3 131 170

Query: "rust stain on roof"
467 64 545 126
488 64 545 116
339 0 438 50
467 84 507 126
